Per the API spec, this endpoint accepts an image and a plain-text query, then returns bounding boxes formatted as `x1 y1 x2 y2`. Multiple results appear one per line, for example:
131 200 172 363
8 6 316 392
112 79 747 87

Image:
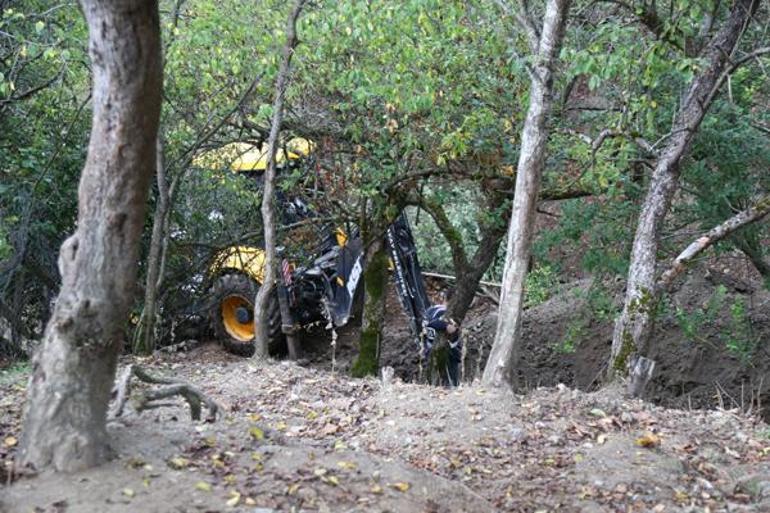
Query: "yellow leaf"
635 432 661 448
122 488 135 498
244 497 256 505
3 436 17 447
249 427 265 440
195 481 213 492
313 467 328 477
248 413 261 422
226 491 241 507
371 484 383 494
274 422 287 431
334 440 348 451
126 457 145 469
168 457 189 470
224 474 236 485
204 436 217 447
337 461 357 470
287 483 300 495
597 434 608 445
327 475 340 486
391 482 410 492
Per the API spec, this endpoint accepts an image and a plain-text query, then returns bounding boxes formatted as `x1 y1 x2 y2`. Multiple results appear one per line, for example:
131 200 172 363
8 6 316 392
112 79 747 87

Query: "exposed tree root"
110 364 219 422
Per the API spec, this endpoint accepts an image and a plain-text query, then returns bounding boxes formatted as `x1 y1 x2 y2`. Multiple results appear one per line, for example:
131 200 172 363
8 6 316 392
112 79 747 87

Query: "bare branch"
656 193 770 292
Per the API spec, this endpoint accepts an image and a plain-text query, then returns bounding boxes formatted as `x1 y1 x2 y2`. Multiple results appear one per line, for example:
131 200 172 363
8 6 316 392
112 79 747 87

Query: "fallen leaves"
225 490 241 507
167 456 190 470
635 432 661 448
249 426 265 441
321 422 339 435
390 481 410 492
195 481 213 492
313 466 342 486
337 460 357 470
3 436 17 448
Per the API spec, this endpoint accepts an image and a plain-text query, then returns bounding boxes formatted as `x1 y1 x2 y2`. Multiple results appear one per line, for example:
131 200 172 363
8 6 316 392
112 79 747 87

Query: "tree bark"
482 0 571 388
351 237 388 377
447 190 509 322
609 0 759 380
253 0 305 358
134 138 167 354
20 0 161 472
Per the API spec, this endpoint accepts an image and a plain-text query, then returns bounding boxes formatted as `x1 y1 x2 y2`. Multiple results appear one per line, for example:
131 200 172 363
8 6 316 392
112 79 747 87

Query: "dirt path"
2 344 769 512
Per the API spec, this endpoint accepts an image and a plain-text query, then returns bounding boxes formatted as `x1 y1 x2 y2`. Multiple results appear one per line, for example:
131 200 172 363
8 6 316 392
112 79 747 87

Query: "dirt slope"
2 346 769 512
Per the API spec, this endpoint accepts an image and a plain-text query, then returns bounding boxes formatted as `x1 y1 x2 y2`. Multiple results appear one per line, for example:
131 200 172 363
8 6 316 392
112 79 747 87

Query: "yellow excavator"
199 138 432 357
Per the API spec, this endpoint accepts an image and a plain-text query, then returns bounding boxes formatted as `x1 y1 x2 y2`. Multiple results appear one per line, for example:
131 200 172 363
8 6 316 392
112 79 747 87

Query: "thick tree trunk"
609 0 759 381
482 0 571 388
20 0 161 472
134 139 167 354
351 237 389 377
253 0 305 358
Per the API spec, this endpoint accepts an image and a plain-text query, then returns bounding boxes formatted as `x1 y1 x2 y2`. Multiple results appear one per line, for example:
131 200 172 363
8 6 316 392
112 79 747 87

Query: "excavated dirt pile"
314 258 769 423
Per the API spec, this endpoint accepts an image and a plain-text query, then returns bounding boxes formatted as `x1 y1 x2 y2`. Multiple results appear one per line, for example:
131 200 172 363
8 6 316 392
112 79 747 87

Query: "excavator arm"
385 213 433 343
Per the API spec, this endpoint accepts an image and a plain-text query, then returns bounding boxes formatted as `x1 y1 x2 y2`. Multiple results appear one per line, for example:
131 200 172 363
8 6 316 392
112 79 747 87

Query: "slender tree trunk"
351 237 388 377
734 234 770 282
20 0 161 472
253 0 306 358
134 139 167 354
609 0 759 382
482 0 571 388
448 191 509 322
447 228 506 320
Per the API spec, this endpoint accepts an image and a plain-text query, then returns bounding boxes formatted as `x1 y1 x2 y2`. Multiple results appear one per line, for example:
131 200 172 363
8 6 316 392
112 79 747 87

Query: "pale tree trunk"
253 0 306 358
482 0 571 388
624 193 770 394
20 0 161 472
609 0 759 384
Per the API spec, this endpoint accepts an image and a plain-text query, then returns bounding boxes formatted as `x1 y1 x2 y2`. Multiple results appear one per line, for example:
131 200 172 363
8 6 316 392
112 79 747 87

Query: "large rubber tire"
209 273 285 357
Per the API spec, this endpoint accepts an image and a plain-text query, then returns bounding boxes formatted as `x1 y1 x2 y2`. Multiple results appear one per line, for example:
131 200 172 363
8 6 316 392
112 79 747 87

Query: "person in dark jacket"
420 304 462 386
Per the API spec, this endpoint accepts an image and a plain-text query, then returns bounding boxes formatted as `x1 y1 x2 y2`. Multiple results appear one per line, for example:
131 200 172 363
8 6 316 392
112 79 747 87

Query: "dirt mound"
2 352 769 512
365 266 770 422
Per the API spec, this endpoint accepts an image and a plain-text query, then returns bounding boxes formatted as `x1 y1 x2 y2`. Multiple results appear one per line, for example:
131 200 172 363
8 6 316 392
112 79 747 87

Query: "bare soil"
306 259 770 423
2 340 769 512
